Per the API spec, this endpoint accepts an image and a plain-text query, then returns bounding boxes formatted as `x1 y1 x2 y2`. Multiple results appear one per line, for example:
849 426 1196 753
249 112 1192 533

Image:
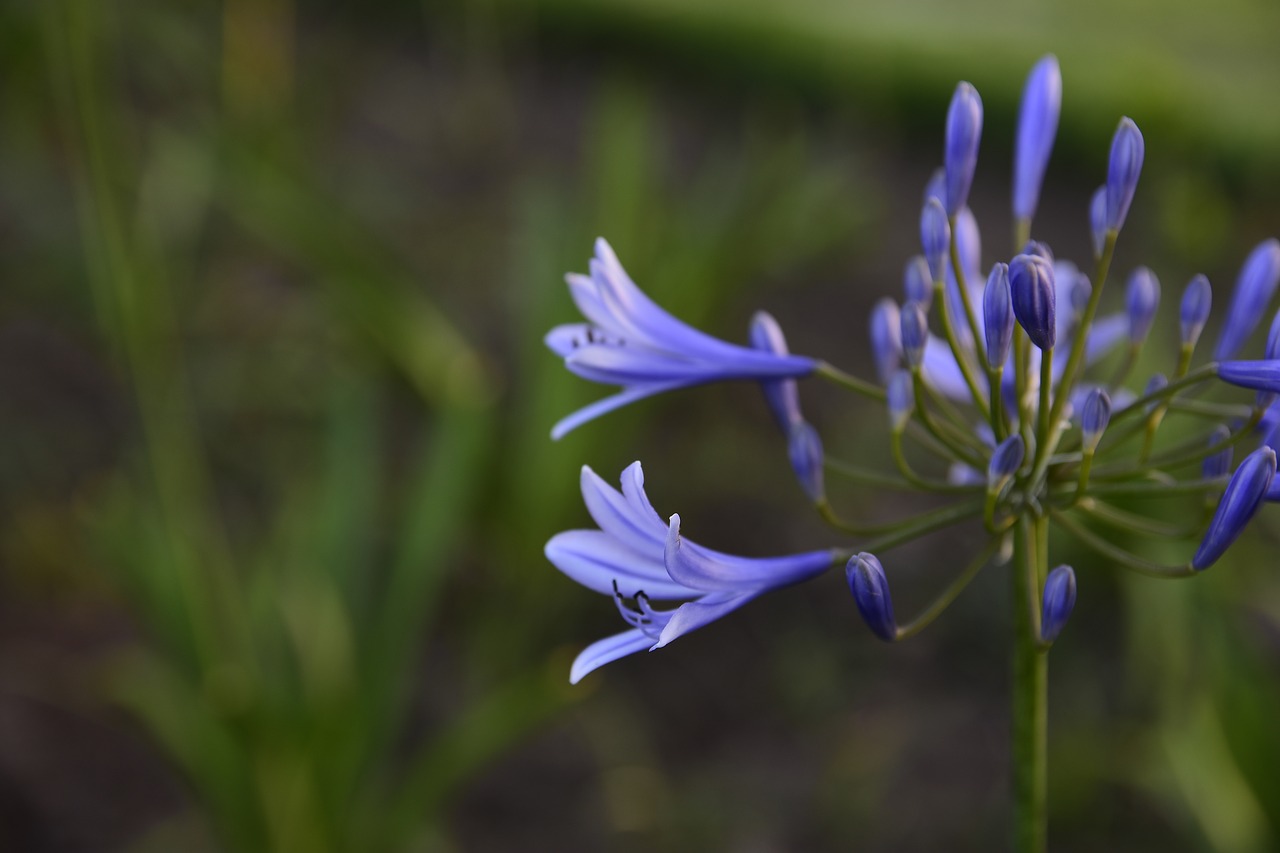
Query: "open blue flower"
545 462 836 682
546 239 817 438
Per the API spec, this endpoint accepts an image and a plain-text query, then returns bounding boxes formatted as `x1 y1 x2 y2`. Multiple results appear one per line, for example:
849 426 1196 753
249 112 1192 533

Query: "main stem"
1012 517 1047 853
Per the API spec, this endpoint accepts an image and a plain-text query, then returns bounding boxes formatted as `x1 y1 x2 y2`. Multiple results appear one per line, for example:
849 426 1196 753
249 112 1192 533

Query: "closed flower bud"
847 552 897 641
887 370 914 431
954 206 982 280
870 299 903 384
1022 240 1055 265
1105 118 1144 232
944 83 984 215
923 167 945 206
1089 185 1107 258
1214 239 1280 361
1202 425 1233 480
1013 55 1061 222
921 198 951 282
1081 388 1111 451
1217 361 1280 397
984 263 1014 367
1193 446 1277 570
1039 565 1077 643
1125 266 1161 344
904 255 933 307
749 311 803 431
1009 253 1057 350
1070 274 1092 321
787 422 825 503
1179 275 1212 348
900 300 928 368
987 434 1025 491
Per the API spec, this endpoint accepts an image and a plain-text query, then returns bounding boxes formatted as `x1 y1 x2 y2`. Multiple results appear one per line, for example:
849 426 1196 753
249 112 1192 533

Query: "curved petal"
569 629 655 684
653 590 760 648
579 466 666 553
619 461 663 527
663 514 834 591
550 382 685 440
545 530 696 599
545 323 597 357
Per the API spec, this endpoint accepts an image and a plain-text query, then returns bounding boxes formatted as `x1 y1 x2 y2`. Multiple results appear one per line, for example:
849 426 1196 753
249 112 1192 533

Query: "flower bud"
1080 388 1111 451
921 198 951 282
1013 55 1061 222
904 255 933 307
954 206 982 280
869 299 902 384
1022 240 1055 265
1104 118 1144 232
1218 361 1280 397
987 434 1025 491
1039 565 1077 643
787 422 825 503
1193 446 1277 570
1125 266 1161 344
1070 274 1092 321
847 552 896 641
1089 186 1107 258
1214 239 1280 361
1179 275 1212 348
1143 374 1167 415
1202 425 1233 480
944 83 983 215
887 370 914 431
900 300 928 368
984 263 1014 367
1009 253 1057 350
923 167 945 206
749 311 803 431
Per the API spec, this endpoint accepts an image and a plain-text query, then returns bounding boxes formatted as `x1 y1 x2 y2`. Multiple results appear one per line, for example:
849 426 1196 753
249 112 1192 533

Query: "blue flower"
944 83 984 216
1013 55 1061 222
1104 118 1144 232
984 262 1013 367
545 462 835 682
1214 239 1280 361
1039 565 1077 643
1193 446 1277 570
921 198 951 281
1010 252 1057 350
546 239 817 439
847 553 896 641
1180 274 1212 348
1080 388 1111 450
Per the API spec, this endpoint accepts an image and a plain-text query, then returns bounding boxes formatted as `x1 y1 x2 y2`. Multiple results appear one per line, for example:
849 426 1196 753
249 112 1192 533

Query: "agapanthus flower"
545 463 836 682
546 238 816 438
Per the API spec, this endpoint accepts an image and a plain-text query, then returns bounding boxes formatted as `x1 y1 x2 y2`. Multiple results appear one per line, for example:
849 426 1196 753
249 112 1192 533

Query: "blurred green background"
3 0 1280 850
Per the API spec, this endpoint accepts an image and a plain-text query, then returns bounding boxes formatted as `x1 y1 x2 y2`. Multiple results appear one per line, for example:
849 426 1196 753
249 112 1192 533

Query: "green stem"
854 499 984 553
815 361 885 401
1012 517 1047 853
895 537 1002 639
1048 511 1196 578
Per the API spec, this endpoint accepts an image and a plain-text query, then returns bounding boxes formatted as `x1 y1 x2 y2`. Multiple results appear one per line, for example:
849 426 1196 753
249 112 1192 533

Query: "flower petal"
569 629 656 684
550 382 685 440
579 465 666 553
663 514 833 591
653 590 760 649
545 530 696 599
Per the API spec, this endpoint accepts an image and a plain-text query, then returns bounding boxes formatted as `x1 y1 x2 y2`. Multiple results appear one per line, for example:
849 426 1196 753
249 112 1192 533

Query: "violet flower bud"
1179 275 1212 348
900 300 928 368
1193 446 1277 570
1022 240 1055 265
988 434 1025 491
749 311 803 432
887 370 914 431
787 422 825 503
944 83 983 215
847 552 896 641
1081 388 1111 452
1009 252 1057 350
954 206 982 280
921 198 951 282
1039 565 1077 643
904 255 933 307
1105 118 1144 232
984 263 1013 367
1125 266 1161 345
870 299 903 384
1214 239 1280 361
1013 55 1061 222
1089 186 1107 258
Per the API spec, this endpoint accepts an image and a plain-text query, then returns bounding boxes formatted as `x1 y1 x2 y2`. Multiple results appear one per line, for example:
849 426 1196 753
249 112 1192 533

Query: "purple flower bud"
988 434 1025 488
904 256 933 307
1215 240 1280 361
944 83 983 215
1009 253 1057 350
1039 565 1077 643
1179 275 1212 348
788 422 825 503
1089 186 1107 257
984 263 1013 367
1125 266 1161 344
921 198 951 282
1070 274 1092 321
1022 240 1055 264
887 370 914 431
847 552 896 641
1013 55 1061 222
1104 118 1144 232
954 206 982 280
750 311 804 431
1193 446 1277 570
1144 374 1167 415
1218 361 1280 396
1202 425 1233 480
923 167 945 206
1081 388 1111 451
900 300 928 368
869 299 902 384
